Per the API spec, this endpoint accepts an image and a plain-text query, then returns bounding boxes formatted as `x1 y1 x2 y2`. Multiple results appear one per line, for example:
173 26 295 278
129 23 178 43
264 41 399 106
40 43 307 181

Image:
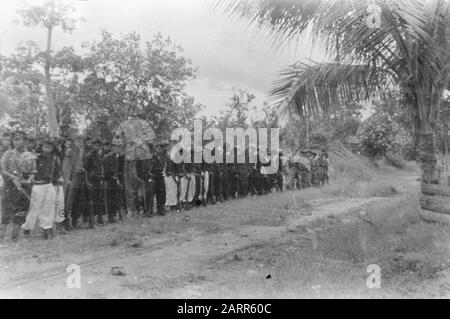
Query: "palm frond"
213 0 450 123
271 61 394 118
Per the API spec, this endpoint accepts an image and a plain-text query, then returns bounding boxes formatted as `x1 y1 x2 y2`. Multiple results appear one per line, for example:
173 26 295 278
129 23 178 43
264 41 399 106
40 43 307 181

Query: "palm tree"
214 0 450 223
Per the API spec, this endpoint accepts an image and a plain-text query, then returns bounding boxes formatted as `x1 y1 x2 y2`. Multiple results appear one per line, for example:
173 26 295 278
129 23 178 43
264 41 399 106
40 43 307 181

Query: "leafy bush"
357 112 394 159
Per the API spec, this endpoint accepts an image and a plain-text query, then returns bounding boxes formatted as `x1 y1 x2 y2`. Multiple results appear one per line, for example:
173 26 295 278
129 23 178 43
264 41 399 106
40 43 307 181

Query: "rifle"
3 170 31 201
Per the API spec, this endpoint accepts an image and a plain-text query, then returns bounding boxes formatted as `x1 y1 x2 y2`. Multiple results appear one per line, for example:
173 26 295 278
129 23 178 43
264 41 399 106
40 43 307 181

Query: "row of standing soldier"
285 149 330 190
0 129 329 242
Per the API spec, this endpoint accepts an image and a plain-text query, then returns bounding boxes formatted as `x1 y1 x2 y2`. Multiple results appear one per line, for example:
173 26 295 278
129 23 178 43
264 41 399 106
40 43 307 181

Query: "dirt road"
1 170 448 298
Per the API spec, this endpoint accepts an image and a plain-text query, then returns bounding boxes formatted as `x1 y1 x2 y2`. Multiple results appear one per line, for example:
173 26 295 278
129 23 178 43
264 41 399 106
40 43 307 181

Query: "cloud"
0 0 324 117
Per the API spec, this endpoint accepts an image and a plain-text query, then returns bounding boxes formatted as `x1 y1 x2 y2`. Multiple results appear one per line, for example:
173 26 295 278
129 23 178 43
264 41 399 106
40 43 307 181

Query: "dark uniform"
274 152 284 192
309 151 320 187
212 161 223 203
103 149 123 222
192 161 203 206
84 140 105 225
136 157 155 216
150 146 168 215
318 151 329 185
237 162 249 197
229 163 239 199
221 163 230 201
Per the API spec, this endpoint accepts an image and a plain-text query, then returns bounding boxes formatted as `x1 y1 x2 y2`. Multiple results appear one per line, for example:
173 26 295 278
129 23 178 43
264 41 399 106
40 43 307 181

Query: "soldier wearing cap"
135 144 155 217
0 131 34 242
165 140 181 211
211 146 223 203
84 138 104 226
318 149 329 185
150 141 169 215
221 147 231 201
201 144 214 206
298 150 310 189
273 150 284 192
65 136 91 228
308 150 319 187
191 146 203 207
102 139 123 222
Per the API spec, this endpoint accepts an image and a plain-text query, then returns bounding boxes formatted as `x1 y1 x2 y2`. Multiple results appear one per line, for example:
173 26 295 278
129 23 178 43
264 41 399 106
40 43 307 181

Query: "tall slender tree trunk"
44 6 59 138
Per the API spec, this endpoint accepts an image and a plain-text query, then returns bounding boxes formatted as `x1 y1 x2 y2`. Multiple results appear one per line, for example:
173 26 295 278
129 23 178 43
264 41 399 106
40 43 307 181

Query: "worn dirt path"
0 197 399 298
0 172 432 298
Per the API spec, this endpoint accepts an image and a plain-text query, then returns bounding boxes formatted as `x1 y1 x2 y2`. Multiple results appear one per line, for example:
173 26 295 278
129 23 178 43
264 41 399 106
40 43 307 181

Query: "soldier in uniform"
150 142 168 215
174 148 187 210
212 150 223 203
230 162 239 199
309 150 320 187
274 151 284 192
165 141 180 211
65 137 90 229
135 147 155 217
102 140 123 222
22 138 64 239
319 149 330 185
220 162 229 201
0 131 34 243
84 139 104 226
299 150 310 189
202 160 213 206
191 147 203 207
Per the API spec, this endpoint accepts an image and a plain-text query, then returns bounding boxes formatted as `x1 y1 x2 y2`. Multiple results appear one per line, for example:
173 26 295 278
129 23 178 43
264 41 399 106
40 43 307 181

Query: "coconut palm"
214 0 450 222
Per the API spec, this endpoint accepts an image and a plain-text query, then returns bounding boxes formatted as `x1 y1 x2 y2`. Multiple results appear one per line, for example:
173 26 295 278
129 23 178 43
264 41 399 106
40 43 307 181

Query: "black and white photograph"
0 0 450 301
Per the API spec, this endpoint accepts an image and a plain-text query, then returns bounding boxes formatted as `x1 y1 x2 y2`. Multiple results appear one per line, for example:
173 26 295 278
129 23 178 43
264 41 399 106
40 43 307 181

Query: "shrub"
357 112 394 159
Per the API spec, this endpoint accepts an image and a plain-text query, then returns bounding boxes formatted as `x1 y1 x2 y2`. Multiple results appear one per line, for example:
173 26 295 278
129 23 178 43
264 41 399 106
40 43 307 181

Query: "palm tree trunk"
418 119 450 224
418 123 439 184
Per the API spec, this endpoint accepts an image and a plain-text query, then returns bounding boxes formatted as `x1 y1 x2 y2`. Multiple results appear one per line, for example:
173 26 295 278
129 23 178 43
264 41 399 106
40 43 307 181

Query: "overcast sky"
0 0 325 117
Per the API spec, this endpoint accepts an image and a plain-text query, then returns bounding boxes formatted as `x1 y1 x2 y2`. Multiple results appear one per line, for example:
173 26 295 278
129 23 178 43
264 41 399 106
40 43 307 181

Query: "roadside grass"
206 193 450 298
323 155 413 198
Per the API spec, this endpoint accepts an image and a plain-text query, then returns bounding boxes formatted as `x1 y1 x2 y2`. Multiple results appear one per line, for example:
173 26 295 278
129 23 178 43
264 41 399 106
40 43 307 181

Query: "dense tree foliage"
0 27 203 139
